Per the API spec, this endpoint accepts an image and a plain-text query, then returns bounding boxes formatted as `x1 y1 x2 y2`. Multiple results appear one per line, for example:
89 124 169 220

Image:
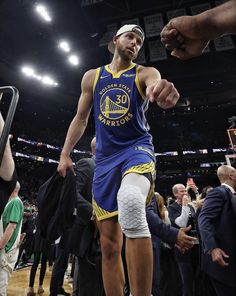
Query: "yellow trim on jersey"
123 161 155 206
93 67 101 93
93 198 119 221
105 63 136 78
135 65 146 100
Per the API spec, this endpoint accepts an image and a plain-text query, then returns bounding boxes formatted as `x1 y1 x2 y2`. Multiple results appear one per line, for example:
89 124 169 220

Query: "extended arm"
147 198 196 249
139 66 180 109
161 1 236 59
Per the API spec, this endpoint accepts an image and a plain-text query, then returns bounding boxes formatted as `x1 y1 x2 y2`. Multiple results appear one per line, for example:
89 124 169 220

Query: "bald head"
90 137 96 156
217 164 236 185
172 184 185 195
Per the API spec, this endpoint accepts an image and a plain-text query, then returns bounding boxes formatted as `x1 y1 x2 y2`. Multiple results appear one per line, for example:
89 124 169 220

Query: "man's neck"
109 55 133 73
222 182 235 192
176 199 182 205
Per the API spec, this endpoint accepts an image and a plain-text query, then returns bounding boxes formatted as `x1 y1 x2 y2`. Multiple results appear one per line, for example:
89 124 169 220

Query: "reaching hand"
161 16 209 60
211 248 229 267
57 154 75 177
176 225 196 251
146 79 179 109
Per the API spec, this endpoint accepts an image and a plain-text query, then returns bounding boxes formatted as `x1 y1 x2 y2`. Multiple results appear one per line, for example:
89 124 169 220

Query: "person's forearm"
0 113 15 180
0 223 16 249
197 0 236 39
61 115 87 156
175 206 190 227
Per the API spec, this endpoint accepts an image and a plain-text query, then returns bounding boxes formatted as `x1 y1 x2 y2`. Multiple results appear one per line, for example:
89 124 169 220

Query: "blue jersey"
93 63 153 159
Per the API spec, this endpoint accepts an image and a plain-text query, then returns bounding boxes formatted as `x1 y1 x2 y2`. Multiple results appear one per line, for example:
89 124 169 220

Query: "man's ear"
113 36 118 46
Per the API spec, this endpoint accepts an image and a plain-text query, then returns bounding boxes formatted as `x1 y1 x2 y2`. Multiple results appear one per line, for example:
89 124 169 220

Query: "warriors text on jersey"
93 63 153 159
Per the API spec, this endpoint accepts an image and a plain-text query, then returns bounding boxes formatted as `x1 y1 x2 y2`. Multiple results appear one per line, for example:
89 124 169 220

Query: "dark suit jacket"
146 196 178 247
198 185 236 287
38 170 76 241
69 157 95 257
146 196 178 294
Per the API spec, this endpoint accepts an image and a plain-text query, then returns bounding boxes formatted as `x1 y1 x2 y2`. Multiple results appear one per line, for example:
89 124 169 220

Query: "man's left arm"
146 198 178 246
198 189 225 253
0 222 16 250
139 66 180 109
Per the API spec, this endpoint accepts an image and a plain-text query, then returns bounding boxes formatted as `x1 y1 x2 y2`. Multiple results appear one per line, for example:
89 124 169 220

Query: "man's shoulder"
75 157 94 170
8 196 23 207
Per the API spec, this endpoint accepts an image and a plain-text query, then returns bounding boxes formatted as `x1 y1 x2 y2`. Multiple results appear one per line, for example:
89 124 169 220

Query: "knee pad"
117 184 150 238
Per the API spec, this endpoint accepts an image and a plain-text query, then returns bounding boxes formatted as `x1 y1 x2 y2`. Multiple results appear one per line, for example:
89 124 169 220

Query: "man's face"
115 32 143 61
175 185 187 201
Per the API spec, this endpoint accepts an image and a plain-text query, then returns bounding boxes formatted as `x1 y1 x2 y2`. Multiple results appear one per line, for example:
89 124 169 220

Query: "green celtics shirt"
2 196 24 252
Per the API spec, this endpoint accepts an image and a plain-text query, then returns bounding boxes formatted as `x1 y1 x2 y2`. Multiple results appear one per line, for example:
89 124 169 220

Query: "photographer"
168 183 200 296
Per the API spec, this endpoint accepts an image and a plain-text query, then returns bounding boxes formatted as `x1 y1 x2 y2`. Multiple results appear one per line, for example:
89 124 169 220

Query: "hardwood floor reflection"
7 266 72 296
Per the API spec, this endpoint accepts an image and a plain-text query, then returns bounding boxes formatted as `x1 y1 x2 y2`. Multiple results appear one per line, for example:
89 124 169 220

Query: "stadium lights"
22 66 35 77
68 54 79 66
35 4 52 22
58 40 71 53
21 65 58 87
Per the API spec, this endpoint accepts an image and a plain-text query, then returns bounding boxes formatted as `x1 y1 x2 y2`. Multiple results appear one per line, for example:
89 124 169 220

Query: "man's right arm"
161 0 236 59
0 222 16 250
58 69 95 177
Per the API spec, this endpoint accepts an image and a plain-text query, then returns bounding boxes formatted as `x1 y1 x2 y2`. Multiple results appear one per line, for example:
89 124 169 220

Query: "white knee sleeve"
117 184 150 238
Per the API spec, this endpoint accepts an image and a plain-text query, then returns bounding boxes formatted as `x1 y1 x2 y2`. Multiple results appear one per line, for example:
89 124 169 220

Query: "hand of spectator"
176 225 196 251
196 198 205 208
211 248 229 267
57 153 75 177
160 16 209 60
182 194 189 206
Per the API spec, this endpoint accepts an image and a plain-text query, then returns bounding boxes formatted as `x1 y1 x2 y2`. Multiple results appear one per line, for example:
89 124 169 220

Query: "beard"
117 46 138 61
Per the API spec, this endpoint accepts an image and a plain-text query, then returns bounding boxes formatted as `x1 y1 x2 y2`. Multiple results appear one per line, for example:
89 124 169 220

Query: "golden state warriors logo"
98 84 133 126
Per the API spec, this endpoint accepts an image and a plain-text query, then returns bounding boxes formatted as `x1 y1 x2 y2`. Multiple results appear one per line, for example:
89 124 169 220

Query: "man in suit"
146 192 196 296
69 137 104 296
198 164 236 296
168 184 200 296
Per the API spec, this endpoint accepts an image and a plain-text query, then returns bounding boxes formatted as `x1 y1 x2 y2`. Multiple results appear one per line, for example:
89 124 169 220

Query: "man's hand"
160 16 209 60
57 154 75 177
182 195 190 206
211 248 229 267
176 225 196 250
146 79 180 109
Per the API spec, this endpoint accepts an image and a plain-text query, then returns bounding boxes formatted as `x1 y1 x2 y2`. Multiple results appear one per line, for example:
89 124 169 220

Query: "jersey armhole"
135 65 146 100
93 67 101 94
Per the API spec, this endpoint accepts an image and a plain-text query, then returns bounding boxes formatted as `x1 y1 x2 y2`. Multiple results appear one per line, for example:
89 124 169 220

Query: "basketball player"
161 0 236 59
58 24 179 296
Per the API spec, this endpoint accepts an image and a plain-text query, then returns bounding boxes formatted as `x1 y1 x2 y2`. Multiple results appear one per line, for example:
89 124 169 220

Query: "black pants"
29 252 47 287
50 244 69 294
211 278 236 296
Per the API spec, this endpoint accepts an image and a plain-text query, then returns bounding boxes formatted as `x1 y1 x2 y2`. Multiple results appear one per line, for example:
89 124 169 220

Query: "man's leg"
97 217 124 296
0 267 10 296
49 244 69 295
126 237 153 296
118 173 153 296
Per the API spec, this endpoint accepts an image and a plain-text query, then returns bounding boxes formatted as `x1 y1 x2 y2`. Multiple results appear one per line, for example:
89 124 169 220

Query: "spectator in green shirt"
0 181 24 296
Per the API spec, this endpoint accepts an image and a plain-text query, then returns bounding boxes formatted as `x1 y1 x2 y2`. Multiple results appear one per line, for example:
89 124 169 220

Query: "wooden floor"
7 266 73 296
